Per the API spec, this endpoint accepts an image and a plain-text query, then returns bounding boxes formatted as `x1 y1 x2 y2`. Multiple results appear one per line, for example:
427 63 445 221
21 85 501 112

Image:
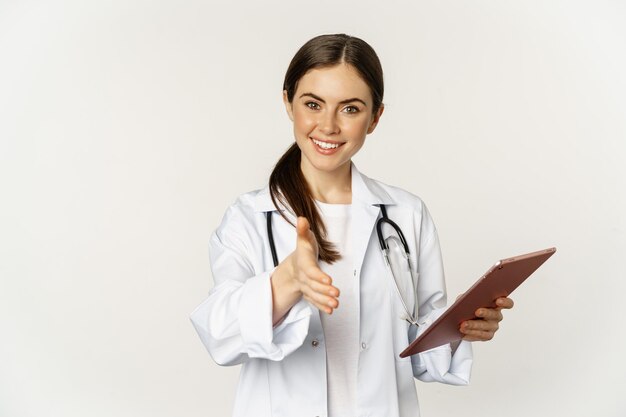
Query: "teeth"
312 138 340 149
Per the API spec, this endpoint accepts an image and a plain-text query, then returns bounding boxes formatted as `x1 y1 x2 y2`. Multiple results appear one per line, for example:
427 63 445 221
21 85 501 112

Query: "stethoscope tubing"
376 205 410 255
267 209 279 268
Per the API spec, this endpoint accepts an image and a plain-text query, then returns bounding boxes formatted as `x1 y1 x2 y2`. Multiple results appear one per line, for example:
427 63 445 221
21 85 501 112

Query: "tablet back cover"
399 247 556 358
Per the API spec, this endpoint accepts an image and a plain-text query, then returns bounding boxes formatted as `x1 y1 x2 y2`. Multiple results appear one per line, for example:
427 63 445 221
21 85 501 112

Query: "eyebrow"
298 92 368 107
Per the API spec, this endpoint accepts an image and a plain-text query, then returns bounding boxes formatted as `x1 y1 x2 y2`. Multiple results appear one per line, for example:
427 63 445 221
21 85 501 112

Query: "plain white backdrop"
1 1 625 416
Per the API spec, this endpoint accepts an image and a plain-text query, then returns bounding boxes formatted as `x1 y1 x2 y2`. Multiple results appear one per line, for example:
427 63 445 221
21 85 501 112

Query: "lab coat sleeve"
410 203 473 385
190 205 312 366
410 308 473 385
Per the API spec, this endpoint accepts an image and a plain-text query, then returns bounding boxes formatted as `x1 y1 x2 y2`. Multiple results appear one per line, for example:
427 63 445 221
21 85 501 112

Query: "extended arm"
190 208 340 366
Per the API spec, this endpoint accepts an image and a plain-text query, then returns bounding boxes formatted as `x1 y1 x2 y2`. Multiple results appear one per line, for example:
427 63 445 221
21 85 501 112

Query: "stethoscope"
266 204 420 327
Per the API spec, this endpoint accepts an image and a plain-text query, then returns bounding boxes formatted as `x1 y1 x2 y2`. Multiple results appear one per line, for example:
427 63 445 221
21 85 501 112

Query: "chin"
306 157 350 173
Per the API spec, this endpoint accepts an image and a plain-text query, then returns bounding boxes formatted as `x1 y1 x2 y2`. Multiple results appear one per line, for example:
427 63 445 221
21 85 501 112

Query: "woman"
191 33 513 417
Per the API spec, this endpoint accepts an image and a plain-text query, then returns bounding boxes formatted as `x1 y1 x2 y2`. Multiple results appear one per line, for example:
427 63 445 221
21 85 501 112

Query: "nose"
318 110 340 136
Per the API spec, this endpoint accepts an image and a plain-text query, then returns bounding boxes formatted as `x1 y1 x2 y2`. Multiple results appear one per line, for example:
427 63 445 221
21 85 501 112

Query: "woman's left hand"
459 297 514 342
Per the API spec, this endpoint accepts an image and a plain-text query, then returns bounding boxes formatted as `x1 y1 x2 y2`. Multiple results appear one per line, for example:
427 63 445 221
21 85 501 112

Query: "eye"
305 101 320 110
344 105 360 114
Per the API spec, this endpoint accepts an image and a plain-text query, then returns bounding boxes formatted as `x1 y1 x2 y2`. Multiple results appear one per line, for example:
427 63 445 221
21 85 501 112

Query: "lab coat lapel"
350 162 393 276
351 201 379 277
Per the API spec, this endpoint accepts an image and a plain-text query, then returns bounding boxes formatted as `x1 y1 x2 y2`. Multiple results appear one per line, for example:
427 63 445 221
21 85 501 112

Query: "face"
283 63 384 178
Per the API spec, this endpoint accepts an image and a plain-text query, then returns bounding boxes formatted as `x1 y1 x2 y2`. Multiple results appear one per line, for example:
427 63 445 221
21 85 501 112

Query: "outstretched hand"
459 297 514 342
290 217 340 315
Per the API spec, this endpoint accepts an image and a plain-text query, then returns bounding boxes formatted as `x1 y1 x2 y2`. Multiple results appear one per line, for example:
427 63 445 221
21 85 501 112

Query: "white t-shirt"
316 200 358 417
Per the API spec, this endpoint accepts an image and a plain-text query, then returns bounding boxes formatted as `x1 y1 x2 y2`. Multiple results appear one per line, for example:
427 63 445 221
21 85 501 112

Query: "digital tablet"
399 247 556 358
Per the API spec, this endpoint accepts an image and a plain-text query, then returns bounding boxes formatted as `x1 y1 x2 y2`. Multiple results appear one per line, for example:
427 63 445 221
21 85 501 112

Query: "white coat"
190 162 473 417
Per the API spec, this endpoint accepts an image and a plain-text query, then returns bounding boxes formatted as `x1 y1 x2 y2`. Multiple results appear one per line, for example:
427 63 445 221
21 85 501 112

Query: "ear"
283 90 294 122
366 103 385 134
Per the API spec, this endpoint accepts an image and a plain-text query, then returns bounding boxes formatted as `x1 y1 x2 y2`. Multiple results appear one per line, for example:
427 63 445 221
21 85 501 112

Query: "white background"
1 1 625 416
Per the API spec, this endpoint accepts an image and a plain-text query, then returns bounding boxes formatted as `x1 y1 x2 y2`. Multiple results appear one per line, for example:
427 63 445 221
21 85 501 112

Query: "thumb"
296 216 310 237
296 216 321 261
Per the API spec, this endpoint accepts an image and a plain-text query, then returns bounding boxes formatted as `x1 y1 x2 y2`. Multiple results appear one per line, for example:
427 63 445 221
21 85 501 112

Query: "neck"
300 160 352 204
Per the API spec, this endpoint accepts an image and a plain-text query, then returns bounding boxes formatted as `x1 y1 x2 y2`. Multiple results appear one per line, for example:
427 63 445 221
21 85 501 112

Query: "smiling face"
283 63 384 180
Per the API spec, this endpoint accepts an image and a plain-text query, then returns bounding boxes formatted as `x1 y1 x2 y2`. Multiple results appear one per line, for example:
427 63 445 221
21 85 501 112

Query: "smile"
310 138 342 149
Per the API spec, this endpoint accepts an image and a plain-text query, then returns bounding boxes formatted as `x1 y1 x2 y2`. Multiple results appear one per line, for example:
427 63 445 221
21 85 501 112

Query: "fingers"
495 297 514 310
295 257 340 314
461 329 497 342
307 277 340 298
300 262 328 283
301 273 340 314
460 319 499 333
302 286 340 314
459 318 499 341
461 298 515 342
300 265 340 296
474 307 503 322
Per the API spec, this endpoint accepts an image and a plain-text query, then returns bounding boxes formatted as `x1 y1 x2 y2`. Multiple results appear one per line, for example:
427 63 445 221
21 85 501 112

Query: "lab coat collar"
253 161 394 212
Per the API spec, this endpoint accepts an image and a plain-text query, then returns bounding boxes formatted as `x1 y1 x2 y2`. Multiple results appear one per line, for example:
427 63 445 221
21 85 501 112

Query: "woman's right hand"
270 216 340 325
290 217 340 315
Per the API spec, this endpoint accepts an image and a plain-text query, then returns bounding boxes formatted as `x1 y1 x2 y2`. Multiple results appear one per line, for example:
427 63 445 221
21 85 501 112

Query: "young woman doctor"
191 33 514 417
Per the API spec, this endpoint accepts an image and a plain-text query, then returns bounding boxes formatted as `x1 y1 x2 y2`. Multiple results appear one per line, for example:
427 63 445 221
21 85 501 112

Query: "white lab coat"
190 162 473 417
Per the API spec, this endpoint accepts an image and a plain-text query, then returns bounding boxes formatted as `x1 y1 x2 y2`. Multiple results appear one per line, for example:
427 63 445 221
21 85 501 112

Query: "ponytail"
269 143 341 264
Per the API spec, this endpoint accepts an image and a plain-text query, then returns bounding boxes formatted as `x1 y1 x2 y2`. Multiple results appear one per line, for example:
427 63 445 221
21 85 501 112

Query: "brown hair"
269 33 384 263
